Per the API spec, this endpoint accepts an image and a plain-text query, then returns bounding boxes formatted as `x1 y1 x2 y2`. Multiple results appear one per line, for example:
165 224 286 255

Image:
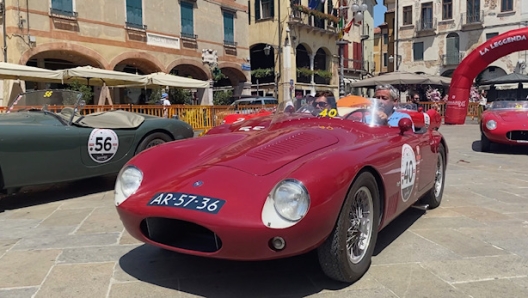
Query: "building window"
442 0 452 20
467 0 481 23
254 0 274 20
486 32 499 40
445 33 459 65
501 0 513 12
51 0 75 17
223 11 235 45
403 6 412 25
413 42 424 61
181 2 194 38
421 2 433 29
383 53 387 67
383 33 388 44
126 0 143 28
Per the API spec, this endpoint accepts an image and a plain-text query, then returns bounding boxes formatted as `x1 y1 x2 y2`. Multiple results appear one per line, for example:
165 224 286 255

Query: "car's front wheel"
317 172 380 283
135 132 172 155
480 132 491 152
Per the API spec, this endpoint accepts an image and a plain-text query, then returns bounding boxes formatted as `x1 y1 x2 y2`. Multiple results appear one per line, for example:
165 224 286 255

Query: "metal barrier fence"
0 102 481 129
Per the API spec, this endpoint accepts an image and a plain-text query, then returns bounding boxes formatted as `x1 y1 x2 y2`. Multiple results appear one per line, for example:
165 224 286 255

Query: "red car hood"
493 110 528 122
131 126 340 178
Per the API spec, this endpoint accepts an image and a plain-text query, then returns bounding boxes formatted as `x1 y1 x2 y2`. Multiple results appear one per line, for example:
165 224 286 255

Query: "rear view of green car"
0 89 194 194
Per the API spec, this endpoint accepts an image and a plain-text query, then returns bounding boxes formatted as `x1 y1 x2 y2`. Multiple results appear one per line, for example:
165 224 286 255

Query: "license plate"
147 192 225 214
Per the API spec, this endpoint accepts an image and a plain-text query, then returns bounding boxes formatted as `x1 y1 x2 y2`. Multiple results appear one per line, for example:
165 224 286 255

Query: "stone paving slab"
0 123 527 297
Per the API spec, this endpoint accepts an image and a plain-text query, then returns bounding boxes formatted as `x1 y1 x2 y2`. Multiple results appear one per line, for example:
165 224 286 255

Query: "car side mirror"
398 118 413 135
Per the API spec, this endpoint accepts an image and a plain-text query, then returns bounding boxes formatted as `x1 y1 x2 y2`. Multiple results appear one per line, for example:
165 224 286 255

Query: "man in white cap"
161 92 170 118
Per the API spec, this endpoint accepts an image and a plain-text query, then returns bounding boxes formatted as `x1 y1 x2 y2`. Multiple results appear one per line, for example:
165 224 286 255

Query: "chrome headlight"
486 120 497 130
115 166 143 206
272 179 310 221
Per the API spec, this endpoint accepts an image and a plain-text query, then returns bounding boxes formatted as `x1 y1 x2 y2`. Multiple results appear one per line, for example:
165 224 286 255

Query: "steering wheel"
343 108 372 123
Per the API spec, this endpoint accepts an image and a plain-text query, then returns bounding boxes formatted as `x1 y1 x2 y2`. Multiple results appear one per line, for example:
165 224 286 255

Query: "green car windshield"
7 89 83 113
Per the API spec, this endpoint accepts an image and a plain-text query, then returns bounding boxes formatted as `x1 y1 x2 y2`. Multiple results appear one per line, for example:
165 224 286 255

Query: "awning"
142 72 209 89
61 66 148 86
0 62 64 83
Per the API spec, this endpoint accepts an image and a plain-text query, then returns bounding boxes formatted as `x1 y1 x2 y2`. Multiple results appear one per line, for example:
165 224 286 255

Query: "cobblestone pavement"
1 122 528 298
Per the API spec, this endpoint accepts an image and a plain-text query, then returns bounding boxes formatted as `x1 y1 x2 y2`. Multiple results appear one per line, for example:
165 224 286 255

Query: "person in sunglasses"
312 90 336 114
367 84 412 127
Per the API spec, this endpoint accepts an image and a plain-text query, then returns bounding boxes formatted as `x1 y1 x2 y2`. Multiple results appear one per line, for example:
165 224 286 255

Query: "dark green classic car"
0 89 194 194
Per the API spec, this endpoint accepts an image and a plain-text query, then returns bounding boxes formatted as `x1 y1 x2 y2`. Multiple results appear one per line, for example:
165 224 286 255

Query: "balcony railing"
416 17 437 31
125 22 147 30
442 53 462 66
50 8 78 19
181 32 197 40
288 10 338 34
344 59 365 72
462 10 484 25
224 40 237 47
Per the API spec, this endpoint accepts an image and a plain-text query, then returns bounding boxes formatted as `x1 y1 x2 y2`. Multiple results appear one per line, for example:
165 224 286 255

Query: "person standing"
161 92 171 118
479 90 487 117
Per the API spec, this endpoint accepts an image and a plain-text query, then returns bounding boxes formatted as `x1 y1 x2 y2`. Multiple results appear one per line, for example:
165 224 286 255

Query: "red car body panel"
116 109 447 261
221 110 274 125
481 109 528 145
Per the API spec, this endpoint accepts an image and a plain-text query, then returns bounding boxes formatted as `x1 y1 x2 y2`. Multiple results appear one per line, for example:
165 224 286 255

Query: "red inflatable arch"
445 27 528 124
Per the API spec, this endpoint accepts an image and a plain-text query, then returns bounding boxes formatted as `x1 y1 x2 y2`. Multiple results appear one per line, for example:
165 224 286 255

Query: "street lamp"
263 44 271 56
388 54 401 71
338 1 368 97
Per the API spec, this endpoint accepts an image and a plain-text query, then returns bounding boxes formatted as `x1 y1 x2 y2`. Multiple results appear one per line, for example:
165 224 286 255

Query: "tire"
317 172 380 283
135 132 172 155
480 133 491 152
421 144 445 209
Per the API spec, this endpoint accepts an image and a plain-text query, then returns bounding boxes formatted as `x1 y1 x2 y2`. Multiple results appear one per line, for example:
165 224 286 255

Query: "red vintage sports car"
480 100 528 152
115 100 448 283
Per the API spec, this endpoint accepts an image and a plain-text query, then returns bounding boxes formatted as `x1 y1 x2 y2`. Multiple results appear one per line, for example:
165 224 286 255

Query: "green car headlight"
272 179 310 222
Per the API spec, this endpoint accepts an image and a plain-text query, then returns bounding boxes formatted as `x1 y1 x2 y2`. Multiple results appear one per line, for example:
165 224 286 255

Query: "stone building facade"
383 0 528 82
0 0 250 105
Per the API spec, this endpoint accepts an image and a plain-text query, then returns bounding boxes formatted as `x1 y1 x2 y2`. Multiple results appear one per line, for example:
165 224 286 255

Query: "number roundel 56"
88 129 119 163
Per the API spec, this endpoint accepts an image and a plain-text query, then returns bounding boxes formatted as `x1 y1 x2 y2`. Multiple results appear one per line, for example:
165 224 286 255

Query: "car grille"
140 217 222 252
507 130 528 142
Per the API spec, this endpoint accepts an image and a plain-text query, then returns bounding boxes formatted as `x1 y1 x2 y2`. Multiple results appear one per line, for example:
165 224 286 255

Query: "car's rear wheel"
481 132 491 152
317 172 380 283
420 144 445 209
135 132 172 155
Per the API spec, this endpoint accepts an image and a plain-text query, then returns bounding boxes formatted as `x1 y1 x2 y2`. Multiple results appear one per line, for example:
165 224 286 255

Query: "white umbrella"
143 72 209 89
0 62 64 83
61 66 148 86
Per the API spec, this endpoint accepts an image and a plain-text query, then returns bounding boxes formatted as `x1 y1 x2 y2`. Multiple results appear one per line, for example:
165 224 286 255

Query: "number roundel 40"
400 144 416 202
88 129 119 163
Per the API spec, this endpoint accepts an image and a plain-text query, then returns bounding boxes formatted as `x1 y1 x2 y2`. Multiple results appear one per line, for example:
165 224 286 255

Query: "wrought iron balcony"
288 9 338 36
344 59 365 72
181 32 197 40
223 40 237 47
416 17 437 32
442 53 462 66
125 22 147 31
50 8 78 19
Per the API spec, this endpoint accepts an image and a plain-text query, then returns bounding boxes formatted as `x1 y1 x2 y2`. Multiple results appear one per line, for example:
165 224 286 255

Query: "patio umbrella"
349 71 430 87
0 62 64 83
419 74 451 86
480 72 528 85
61 66 148 86
142 72 209 89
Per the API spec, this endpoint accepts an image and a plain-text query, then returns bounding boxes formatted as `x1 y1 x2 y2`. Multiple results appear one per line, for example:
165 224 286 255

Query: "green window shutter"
255 0 261 20
181 2 194 36
326 0 333 15
51 0 73 13
223 12 234 43
270 0 275 18
248 1 251 24
126 0 143 26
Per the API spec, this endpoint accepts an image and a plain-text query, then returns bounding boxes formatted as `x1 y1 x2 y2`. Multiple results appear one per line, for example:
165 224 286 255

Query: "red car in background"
479 100 528 152
115 100 447 283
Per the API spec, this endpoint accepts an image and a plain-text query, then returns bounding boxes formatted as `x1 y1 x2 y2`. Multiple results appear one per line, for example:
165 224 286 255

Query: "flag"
343 19 354 33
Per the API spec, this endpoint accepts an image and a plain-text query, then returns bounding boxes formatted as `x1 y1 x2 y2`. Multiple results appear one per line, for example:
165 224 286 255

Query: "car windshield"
7 89 83 113
489 100 528 110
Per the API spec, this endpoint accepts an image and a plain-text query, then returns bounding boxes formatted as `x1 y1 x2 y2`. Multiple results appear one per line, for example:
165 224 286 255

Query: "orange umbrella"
337 95 372 107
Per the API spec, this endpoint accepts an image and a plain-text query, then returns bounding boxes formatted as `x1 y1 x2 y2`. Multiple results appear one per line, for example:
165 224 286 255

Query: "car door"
78 127 137 173
0 123 83 188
